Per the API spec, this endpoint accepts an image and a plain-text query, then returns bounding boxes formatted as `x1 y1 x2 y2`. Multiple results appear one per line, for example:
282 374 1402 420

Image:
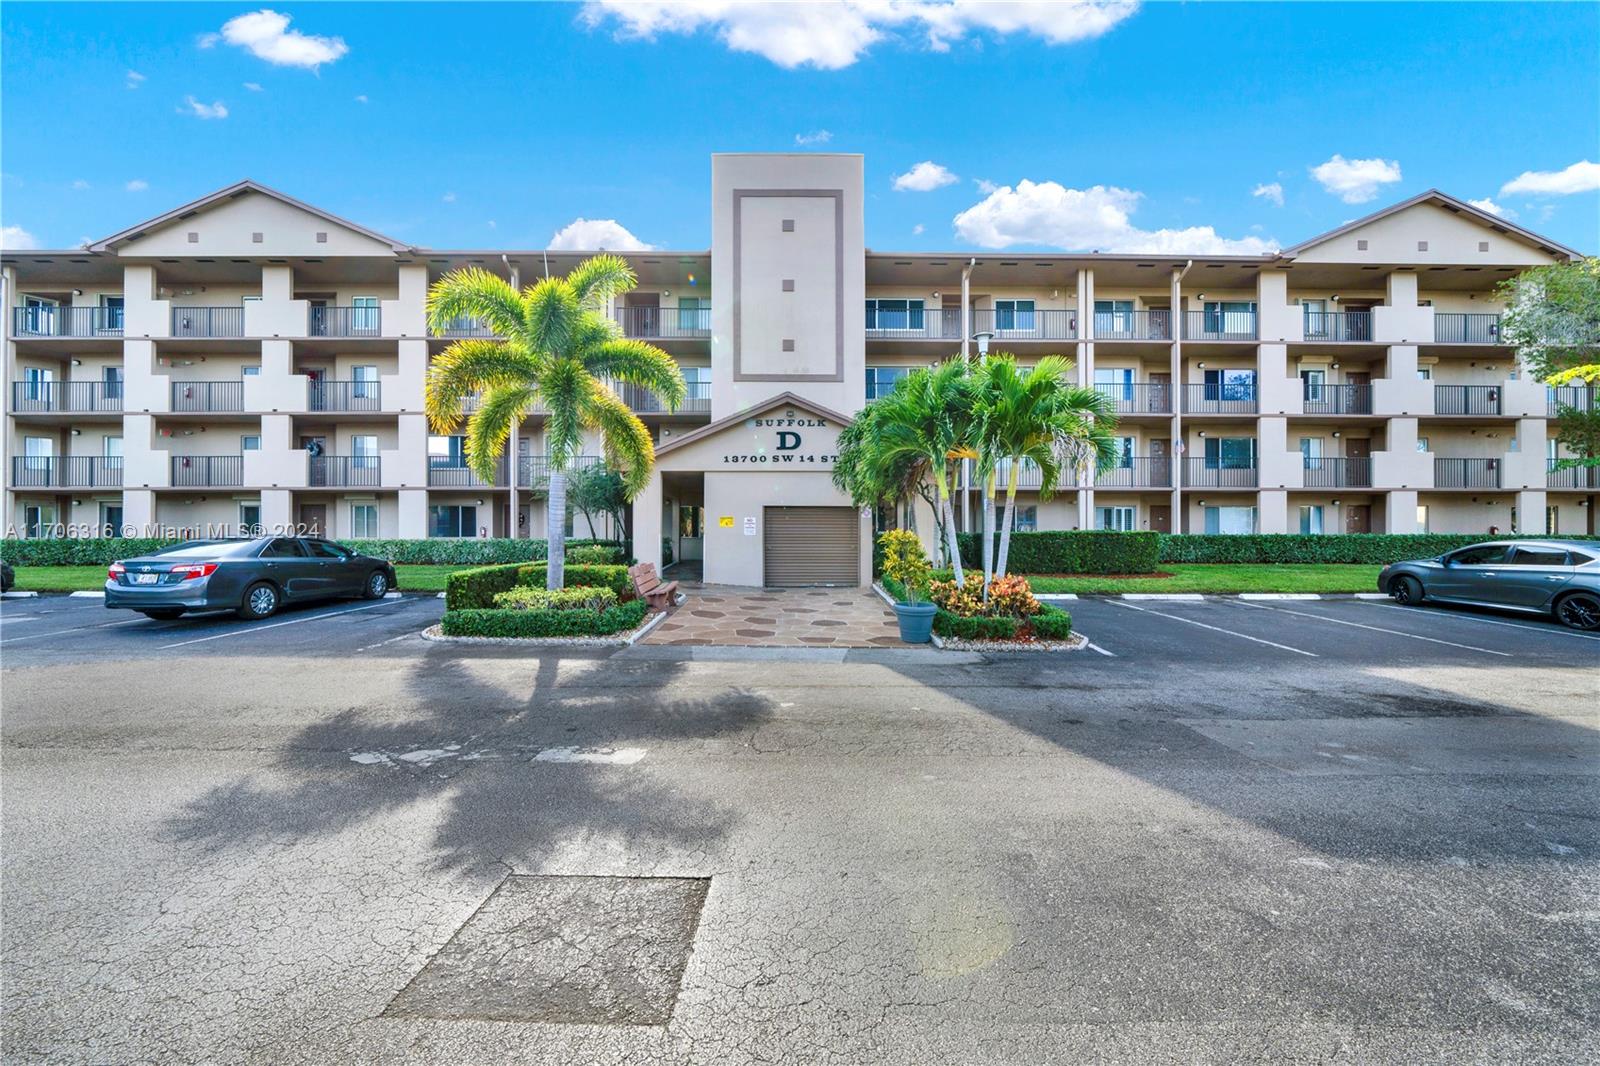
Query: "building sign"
719 515 735 528
717 412 840 467
743 516 757 536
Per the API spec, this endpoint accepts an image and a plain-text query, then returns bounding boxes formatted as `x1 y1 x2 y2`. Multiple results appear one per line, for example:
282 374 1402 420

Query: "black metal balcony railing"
308 306 382 337
1183 458 1258 488
1547 459 1600 490
308 455 381 487
1182 382 1258 414
10 456 123 488
1433 313 1503 345
308 380 382 412
1549 386 1598 416
171 380 244 412
611 379 712 414
1093 310 1171 341
518 454 605 489
171 307 245 338
1302 310 1373 342
1096 457 1172 489
1302 384 1373 415
615 306 712 340
1095 383 1173 414
171 455 244 487
864 308 1079 342
1434 384 1502 416
1434 457 1501 489
10 381 123 413
11 306 124 338
990 459 1045 491
432 317 497 339
426 458 507 488
1303 457 1372 488
1183 310 1258 342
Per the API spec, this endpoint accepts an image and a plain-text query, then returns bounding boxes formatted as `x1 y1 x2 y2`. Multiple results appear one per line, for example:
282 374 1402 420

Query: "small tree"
567 463 629 542
878 529 930 604
1499 257 1600 468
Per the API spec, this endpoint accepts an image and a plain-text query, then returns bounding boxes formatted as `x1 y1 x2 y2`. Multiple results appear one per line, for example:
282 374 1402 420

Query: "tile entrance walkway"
642 585 905 648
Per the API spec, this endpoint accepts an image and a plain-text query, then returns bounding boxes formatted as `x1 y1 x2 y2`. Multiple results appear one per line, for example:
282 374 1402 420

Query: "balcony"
1303 457 1371 488
1434 457 1501 488
1183 310 1258 342
171 455 244 487
1549 386 1598 415
308 455 382 487
11 456 123 489
1302 384 1373 415
1093 310 1171 341
432 317 497 339
1433 313 1503 345
610 379 712 415
308 306 382 337
865 307 1078 342
1095 383 1172 415
10 381 123 414
171 307 245 338
1182 382 1258 415
1434 384 1502 416
308 380 382 413
11 306 123 338
1548 459 1600 490
1096 457 1172 489
615 306 712 340
518 454 604 489
171 381 244 413
1183 459 1257 488
992 458 1045 491
1302 310 1373 343
427 457 506 488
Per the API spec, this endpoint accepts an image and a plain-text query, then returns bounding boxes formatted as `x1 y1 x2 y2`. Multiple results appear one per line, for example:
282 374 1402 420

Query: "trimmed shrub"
440 599 649 639
0 536 625 568
493 585 618 612
565 543 621 565
1031 605 1073 640
959 531 1160 575
514 563 633 599
0 537 176 566
444 563 525 610
1156 533 1600 565
932 602 1071 641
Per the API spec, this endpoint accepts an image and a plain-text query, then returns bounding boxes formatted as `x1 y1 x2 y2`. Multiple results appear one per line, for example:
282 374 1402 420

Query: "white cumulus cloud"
1251 182 1284 207
179 96 229 119
1 225 39 250
893 160 958 192
913 223 925 235
580 0 1137 70
243 81 264 91
126 69 146 89
125 179 149 192
1468 197 1514 219
952 180 1276 255
354 94 368 103
1309 154 1402 204
794 129 832 146
1500 160 1600 197
547 218 655 251
201 9 349 70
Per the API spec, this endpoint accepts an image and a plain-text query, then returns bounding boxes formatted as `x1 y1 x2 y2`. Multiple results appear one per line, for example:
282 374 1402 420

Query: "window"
99 502 123 538
1299 505 1324 535
1447 545 1508 566
994 299 1035 332
23 366 54 401
1299 437 1324 469
241 435 261 451
24 503 58 537
103 436 123 469
1094 299 1134 336
352 434 379 468
304 538 350 559
1545 507 1560 536
351 365 378 399
678 506 704 538
1096 506 1136 531
239 502 262 535
1300 369 1326 402
1203 300 1256 335
865 298 924 331
1203 506 1257 535
351 296 380 333
865 366 909 400
1113 437 1136 467
261 537 305 559
677 297 706 332
1416 366 1432 381
1204 437 1256 469
351 504 378 538
242 365 261 377
23 435 53 472
21 296 58 334
1508 546 1567 566
103 366 123 400
428 435 466 467
1202 368 1256 402
1415 437 1430 453
429 504 477 538
1417 505 1429 531
1094 367 1135 402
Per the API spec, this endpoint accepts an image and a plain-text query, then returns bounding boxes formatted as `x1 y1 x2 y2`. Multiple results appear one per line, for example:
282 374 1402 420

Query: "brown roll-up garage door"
763 506 860 587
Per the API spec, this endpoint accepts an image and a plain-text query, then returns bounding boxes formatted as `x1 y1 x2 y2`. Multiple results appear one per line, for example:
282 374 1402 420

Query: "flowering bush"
931 574 1041 618
986 575 1042 617
493 584 618 612
878 529 931 603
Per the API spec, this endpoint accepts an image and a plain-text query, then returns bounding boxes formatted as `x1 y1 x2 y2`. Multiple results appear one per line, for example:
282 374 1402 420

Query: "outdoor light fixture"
1332 499 1341 506
1198 499 1208 507
1198 430 1208 438
1197 361 1207 369
1332 430 1341 438
972 330 994 356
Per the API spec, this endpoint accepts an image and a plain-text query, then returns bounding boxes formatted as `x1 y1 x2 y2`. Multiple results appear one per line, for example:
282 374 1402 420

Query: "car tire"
1389 575 1423 605
1554 591 1600 631
140 609 184 621
239 581 280 620
363 570 389 600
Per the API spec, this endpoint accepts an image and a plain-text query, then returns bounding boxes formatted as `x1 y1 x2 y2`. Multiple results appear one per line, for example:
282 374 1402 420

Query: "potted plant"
879 529 937 643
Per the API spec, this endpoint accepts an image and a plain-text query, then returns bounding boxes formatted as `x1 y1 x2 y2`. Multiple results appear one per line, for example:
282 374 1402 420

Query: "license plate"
133 572 159 585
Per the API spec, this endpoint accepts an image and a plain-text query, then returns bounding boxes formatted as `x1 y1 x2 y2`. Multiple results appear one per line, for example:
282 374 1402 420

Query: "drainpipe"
504 254 521 537
959 258 976 533
1172 260 1193 535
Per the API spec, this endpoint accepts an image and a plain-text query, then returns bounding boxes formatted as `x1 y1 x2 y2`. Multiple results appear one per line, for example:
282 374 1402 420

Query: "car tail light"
170 563 219 580
108 562 125 579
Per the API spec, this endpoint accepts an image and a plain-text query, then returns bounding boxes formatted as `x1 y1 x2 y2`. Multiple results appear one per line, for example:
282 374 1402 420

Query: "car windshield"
150 540 259 559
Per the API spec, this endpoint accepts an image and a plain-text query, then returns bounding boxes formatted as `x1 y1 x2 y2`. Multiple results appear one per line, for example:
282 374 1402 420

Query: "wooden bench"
629 563 681 610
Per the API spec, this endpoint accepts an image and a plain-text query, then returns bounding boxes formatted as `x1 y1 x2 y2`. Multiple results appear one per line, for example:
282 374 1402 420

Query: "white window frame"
351 296 380 334
239 501 263 536
352 434 379 469
351 503 379 539
1300 437 1324 469
241 434 261 451
1298 504 1324 535
1096 505 1136 532
1416 505 1430 532
994 298 1036 333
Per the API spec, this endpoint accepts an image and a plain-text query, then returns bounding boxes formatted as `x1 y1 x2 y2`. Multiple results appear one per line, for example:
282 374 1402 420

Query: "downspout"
959 258 976 534
1171 259 1193 536
504 254 522 538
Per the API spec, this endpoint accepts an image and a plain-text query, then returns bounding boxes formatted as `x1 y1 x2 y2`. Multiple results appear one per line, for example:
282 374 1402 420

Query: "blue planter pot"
892 601 937 644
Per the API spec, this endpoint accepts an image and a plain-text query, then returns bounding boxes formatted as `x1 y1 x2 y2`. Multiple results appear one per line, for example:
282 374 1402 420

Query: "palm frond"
538 357 589 470
564 254 638 311
520 277 582 357
424 339 540 433
581 385 655 498
463 383 534 484
580 338 687 410
425 267 525 337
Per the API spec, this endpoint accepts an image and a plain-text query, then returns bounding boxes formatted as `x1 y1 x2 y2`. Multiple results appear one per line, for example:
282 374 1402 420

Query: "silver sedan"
1379 539 1600 630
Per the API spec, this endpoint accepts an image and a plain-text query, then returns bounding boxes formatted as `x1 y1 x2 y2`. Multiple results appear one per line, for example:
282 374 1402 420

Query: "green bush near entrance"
441 599 649 638
882 572 1072 641
957 530 1160 575
1157 533 1598 565
444 561 633 609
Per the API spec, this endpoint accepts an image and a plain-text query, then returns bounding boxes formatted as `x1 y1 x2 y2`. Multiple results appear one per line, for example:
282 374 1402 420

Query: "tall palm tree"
423 257 686 589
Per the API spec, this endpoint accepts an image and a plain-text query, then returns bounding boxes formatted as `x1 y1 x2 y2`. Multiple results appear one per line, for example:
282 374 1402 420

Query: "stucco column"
1169 267 1185 531
632 474 663 571
1515 489 1547 535
1258 489 1289 534
1385 490 1420 533
260 488 292 533
398 489 427 538
123 489 155 536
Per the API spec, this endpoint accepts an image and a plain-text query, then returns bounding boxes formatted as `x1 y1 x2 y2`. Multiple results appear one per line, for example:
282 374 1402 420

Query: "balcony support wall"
398 488 428 538
1384 489 1421 534
261 488 293 532
632 475 664 573
123 488 155 534
1258 488 1289 534
1516 489 1547 534
1374 270 1432 344
122 414 164 488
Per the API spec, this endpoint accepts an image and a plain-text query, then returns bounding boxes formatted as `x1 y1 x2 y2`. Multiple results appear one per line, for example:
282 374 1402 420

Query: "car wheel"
239 581 280 620
363 570 389 600
1555 592 1600 631
139 609 184 621
1388 575 1422 605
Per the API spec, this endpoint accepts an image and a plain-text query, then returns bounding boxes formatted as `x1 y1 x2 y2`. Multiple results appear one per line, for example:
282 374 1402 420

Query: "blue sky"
2 2 1596 254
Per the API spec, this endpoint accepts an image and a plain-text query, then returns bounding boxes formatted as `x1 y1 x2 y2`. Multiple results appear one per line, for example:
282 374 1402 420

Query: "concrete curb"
418 608 667 649
1 590 39 599
1038 592 1389 601
68 591 105 598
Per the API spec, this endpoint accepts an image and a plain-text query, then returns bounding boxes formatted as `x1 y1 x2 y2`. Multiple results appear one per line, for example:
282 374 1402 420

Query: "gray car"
105 536 396 621
1379 539 1600 630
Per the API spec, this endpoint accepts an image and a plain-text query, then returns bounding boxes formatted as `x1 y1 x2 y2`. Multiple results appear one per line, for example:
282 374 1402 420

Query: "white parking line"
1232 601 1512 656
0 616 148 643
159 600 396 649
1361 601 1600 642
1108 599 1318 656
1085 641 1115 657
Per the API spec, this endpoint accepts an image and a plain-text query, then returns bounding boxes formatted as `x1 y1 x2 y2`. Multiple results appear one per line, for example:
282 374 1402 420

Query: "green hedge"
515 563 633 599
0 536 623 567
441 599 649 638
1156 533 1600 565
445 562 634 610
932 603 1072 641
958 531 1160 575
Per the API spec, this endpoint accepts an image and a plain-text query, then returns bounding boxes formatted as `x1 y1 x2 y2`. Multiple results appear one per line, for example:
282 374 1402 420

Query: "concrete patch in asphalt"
383 875 709 1025
534 746 647 765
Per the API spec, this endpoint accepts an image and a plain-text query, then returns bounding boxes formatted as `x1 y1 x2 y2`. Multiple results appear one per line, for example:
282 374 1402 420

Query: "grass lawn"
1024 563 1384 595
8 563 462 594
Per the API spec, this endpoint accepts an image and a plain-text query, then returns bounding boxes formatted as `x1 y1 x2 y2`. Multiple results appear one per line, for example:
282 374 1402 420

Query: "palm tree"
423 257 686 589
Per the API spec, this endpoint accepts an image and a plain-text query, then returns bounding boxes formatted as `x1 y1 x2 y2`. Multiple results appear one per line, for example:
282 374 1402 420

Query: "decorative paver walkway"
642 585 905 648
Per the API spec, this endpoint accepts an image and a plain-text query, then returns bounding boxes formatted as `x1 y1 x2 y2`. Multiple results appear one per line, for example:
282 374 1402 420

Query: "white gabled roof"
1282 189 1583 261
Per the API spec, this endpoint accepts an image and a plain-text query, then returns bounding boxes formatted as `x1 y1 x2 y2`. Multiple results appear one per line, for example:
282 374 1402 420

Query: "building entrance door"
763 506 860 587
298 504 327 535
1149 504 1171 533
